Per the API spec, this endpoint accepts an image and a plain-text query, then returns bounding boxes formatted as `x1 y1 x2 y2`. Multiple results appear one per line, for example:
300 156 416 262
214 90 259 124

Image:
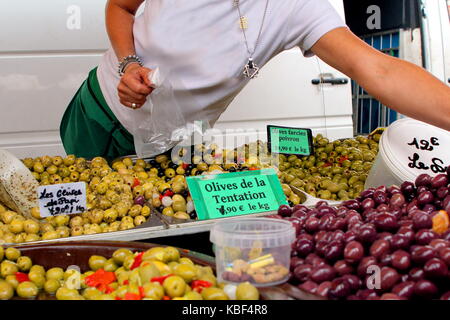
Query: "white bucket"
365 118 450 189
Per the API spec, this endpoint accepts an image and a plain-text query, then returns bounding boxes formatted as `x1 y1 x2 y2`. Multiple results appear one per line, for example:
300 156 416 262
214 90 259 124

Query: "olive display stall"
0 132 381 246
0 120 449 301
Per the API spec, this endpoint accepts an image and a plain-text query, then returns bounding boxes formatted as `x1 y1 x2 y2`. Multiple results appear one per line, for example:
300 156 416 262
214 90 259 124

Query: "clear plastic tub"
210 218 295 287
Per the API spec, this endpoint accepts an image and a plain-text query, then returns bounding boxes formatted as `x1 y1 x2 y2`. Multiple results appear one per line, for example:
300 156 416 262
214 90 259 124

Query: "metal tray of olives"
5 240 321 300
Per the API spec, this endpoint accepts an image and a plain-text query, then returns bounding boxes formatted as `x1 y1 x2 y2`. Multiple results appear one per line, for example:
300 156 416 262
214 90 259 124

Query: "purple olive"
379 253 393 267
357 256 378 277
295 239 315 257
417 191 434 206
430 239 449 251
390 234 410 251
344 241 364 263
416 185 429 194
374 213 399 231
413 280 438 298
334 260 354 276
360 188 375 199
436 187 449 200
315 201 329 209
387 185 402 195
376 204 390 212
370 239 390 258
447 165 450 177
424 258 448 278
422 204 436 214
392 281 415 299
317 281 332 297
134 195 145 206
290 257 304 270
314 230 328 243
438 247 450 266
401 181 416 196
415 229 438 245
409 268 425 281
328 278 352 299
343 231 357 244
318 214 334 231
305 216 320 233
412 212 432 230
391 250 411 270
397 227 415 242
380 267 400 291
390 193 406 208
361 198 376 211
341 274 362 291
317 205 337 218
431 174 449 189
356 289 378 300
357 224 377 243
310 265 336 283
324 241 344 261
440 291 450 300
415 173 432 187
373 191 388 204
411 246 437 264
278 204 292 217
406 200 420 215
293 264 313 282
342 200 360 211
298 280 318 294
292 204 309 213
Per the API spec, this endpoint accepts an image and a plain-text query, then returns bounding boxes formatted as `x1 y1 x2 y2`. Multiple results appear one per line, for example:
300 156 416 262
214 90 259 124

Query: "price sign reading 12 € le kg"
186 169 288 220
267 125 314 156
38 182 87 218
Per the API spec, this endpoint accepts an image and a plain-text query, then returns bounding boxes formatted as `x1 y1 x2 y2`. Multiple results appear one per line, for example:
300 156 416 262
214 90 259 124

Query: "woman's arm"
311 27 450 131
106 0 152 109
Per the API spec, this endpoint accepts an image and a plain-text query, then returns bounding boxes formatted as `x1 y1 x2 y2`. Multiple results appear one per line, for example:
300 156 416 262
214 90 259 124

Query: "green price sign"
186 169 288 220
267 125 313 156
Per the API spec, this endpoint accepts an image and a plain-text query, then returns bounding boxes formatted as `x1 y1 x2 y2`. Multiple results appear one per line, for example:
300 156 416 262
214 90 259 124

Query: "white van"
0 0 448 158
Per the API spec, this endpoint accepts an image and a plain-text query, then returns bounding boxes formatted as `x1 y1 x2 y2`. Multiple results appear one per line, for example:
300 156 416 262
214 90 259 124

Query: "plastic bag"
133 68 190 158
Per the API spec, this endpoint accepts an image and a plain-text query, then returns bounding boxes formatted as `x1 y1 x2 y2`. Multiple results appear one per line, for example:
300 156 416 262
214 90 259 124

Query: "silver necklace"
235 0 270 79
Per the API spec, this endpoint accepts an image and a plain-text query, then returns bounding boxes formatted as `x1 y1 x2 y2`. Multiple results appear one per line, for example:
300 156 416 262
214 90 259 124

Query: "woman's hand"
118 63 154 109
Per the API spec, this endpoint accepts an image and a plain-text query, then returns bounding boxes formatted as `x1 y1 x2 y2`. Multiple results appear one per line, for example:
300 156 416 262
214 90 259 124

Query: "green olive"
56 287 81 300
88 255 107 271
1 260 18 277
103 258 119 272
30 265 45 275
5 275 18 289
17 281 39 299
0 280 14 300
16 256 32 272
46 267 64 281
5 247 21 261
28 272 46 289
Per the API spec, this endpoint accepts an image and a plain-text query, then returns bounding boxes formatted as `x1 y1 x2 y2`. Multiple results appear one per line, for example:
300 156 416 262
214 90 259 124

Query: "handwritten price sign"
407 137 446 174
38 182 87 218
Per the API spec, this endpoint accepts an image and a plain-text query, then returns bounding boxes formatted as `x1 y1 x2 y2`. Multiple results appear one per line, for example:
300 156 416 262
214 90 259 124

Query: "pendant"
243 58 259 79
239 16 248 29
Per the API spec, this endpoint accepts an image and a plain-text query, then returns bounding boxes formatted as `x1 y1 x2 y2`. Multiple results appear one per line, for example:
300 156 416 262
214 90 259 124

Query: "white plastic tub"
210 218 295 287
365 118 450 189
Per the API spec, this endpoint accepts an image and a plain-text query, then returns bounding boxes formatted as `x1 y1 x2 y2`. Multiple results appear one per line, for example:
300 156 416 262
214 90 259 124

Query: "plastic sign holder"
186 169 288 221
267 125 314 156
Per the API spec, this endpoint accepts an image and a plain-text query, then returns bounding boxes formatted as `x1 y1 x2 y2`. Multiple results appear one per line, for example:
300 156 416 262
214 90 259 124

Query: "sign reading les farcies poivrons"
186 169 287 220
38 182 87 218
267 125 313 156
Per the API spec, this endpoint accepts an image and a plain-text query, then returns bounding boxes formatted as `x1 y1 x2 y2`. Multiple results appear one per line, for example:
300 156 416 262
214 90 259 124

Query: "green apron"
60 68 136 160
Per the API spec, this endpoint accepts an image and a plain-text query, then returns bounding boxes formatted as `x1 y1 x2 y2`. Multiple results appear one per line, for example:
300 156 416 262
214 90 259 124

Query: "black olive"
165 177 171 182
157 171 165 177
182 191 189 198
195 171 202 176
158 206 165 212
288 201 294 207
189 212 197 219
188 164 195 170
228 167 236 172
185 169 191 176
169 162 178 169
149 159 157 166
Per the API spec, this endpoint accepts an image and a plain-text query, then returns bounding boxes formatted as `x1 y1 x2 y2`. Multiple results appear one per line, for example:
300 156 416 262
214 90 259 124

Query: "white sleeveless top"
97 0 346 135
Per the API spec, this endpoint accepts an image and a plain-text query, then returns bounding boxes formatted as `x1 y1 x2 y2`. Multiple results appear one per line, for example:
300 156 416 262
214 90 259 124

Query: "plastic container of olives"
210 218 295 287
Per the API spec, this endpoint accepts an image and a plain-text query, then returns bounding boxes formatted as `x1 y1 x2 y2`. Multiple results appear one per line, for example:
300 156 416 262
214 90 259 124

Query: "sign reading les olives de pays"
186 169 288 220
37 182 87 218
267 125 314 156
